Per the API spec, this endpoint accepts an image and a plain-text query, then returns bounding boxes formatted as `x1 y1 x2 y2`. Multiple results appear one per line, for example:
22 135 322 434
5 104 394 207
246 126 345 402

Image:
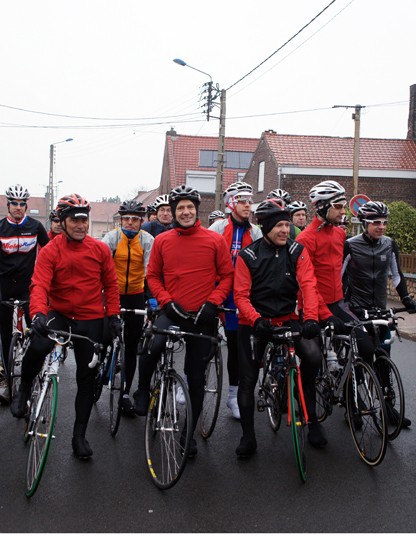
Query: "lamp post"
48 138 73 215
173 58 226 211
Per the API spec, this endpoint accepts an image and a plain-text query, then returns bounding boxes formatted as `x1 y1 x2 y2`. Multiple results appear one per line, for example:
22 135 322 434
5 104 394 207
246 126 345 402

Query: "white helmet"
208 210 225 221
5 184 30 201
288 201 307 215
267 188 291 204
223 181 253 206
309 181 345 206
153 194 170 210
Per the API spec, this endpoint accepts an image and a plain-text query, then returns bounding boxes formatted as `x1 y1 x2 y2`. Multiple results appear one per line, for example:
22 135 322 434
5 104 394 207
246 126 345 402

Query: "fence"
387 252 416 300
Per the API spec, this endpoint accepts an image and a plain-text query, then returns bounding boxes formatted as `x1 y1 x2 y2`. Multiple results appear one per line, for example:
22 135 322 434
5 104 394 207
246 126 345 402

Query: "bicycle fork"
287 350 309 427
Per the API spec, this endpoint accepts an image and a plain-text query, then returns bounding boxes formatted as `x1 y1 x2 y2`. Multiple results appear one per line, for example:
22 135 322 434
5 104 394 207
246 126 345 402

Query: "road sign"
349 194 370 216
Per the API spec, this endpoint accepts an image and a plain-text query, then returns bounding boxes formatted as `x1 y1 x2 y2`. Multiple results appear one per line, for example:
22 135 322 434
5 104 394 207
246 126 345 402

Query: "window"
258 161 265 192
200 150 253 169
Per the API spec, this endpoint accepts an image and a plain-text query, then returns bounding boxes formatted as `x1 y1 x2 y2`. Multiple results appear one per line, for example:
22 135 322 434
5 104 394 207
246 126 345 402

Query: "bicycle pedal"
257 399 266 412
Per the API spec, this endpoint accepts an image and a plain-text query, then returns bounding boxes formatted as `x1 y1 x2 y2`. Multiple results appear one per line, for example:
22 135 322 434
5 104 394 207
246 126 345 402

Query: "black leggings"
138 312 215 434
21 312 104 427
237 322 322 439
120 293 145 394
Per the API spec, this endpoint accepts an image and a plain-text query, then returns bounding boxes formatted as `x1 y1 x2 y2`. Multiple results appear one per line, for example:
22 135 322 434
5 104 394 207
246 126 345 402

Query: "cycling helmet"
49 209 59 221
153 194 170 210
208 210 225 222
118 199 146 216
146 203 156 217
56 193 91 220
288 200 307 216
169 184 201 205
309 180 345 206
267 188 291 204
223 181 253 205
5 184 30 201
255 198 291 236
357 201 389 222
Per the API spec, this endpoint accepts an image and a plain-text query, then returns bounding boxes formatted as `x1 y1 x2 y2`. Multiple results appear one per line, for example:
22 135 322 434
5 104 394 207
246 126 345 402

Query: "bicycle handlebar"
120 308 147 316
46 330 104 368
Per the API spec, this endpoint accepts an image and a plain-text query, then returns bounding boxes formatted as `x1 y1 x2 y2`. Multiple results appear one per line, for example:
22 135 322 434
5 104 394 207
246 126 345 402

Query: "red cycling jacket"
296 216 346 305
30 234 120 320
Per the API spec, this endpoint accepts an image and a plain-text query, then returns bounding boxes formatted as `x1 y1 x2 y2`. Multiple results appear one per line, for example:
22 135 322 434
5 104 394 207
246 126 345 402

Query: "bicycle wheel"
7 333 24 400
373 354 404 441
109 343 125 437
346 360 388 466
262 352 285 432
315 362 334 423
199 347 223 439
289 367 307 483
25 375 58 498
145 371 193 490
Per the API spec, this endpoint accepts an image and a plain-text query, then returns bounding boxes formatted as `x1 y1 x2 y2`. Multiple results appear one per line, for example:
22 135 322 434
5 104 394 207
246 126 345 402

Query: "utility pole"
48 144 54 216
215 89 226 211
333 104 365 195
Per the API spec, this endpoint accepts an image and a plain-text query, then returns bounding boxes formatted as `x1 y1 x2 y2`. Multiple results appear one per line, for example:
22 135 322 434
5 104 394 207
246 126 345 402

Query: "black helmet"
56 193 90 220
49 209 59 221
255 198 291 236
119 199 146 216
146 203 156 217
169 185 201 206
357 201 389 222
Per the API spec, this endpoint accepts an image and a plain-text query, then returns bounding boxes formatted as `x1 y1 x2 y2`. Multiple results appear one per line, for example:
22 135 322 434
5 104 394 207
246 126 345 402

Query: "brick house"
159 129 259 225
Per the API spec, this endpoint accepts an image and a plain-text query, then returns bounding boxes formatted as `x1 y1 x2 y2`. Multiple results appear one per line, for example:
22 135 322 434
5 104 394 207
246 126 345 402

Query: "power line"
226 0 338 92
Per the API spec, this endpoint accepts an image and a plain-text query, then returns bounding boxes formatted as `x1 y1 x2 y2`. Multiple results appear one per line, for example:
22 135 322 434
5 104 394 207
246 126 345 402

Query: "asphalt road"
1 337 415 534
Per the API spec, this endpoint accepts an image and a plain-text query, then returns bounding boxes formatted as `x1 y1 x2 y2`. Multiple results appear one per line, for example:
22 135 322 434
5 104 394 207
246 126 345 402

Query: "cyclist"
267 189 300 239
343 200 416 427
208 210 225 226
234 198 335 457
141 194 173 237
47 209 62 240
288 200 308 231
209 181 262 419
102 199 154 415
133 184 234 457
0 184 49 400
146 203 157 222
10 194 121 460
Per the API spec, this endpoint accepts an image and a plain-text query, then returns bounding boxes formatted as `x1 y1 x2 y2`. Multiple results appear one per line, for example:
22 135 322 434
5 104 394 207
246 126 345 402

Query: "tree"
386 201 416 253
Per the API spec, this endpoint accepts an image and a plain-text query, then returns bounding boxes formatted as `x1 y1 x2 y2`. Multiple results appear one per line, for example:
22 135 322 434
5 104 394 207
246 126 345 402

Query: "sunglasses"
235 197 253 205
365 219 388 226
330 202 347 210
121 216 141 222
9 201 27 207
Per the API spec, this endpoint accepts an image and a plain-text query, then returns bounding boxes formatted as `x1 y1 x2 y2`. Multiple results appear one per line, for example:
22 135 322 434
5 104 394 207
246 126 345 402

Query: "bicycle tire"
315 365 333 423
93 353 107 403
145 371 193 490
25 375 58 498
261 347 284 432
199 347 223 439
289 367 307 483
346 360 388 466
7 333 24 401
109 343 125 437
373 354 405 441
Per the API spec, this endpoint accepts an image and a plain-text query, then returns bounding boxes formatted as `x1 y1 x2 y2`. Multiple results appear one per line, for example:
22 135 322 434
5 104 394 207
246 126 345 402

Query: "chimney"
407 84 416 140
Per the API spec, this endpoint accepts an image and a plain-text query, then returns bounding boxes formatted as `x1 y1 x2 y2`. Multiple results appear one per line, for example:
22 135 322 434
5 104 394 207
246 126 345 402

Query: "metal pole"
215 89 226 211
48 144 54 216
352 105 361 196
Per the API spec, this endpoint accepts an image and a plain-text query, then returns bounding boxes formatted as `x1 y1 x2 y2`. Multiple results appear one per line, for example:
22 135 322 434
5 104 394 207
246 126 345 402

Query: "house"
89 200 120 238
159 129 259 225
0 195 48 224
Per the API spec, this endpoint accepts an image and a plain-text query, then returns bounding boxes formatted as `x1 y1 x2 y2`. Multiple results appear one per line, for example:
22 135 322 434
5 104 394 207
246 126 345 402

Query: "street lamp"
48 138 73 215
173 58 226 211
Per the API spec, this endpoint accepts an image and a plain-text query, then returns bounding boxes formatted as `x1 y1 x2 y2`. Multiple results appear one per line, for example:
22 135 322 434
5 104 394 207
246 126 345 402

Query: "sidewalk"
387 300 416 342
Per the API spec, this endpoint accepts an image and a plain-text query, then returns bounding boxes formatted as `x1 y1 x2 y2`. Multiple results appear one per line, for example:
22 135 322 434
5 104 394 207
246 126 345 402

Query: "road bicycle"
24 329 102 498
315 320 388 467
355 306 407 441
144 322 219 490
0 299 29 402
257 326 309 483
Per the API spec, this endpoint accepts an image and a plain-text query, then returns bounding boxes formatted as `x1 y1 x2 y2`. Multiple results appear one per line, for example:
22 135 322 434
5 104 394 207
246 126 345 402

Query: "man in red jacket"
133 185 234 457
10 194 121 460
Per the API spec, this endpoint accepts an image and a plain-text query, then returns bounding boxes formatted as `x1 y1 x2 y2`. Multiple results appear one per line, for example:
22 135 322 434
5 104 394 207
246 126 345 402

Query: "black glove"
323 315 346 334
164 301 190 323
195 301 217 325
401 295 416 314
254 317 273 339
302 319 321 339
31 313 49 336
109 315 123 340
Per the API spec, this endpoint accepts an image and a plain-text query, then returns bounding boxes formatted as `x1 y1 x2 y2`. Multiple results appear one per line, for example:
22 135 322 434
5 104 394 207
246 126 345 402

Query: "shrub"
386 201 416 253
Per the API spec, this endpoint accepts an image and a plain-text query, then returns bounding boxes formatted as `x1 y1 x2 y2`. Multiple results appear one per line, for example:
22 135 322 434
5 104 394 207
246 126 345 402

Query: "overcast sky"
0 0 414 204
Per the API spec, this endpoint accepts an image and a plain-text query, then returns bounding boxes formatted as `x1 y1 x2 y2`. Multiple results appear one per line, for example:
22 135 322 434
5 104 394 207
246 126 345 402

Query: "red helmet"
56 193 90 220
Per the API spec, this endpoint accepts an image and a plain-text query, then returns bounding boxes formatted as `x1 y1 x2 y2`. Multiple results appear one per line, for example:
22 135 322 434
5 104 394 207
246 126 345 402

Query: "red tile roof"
264 132 416 170
166 134 259 190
